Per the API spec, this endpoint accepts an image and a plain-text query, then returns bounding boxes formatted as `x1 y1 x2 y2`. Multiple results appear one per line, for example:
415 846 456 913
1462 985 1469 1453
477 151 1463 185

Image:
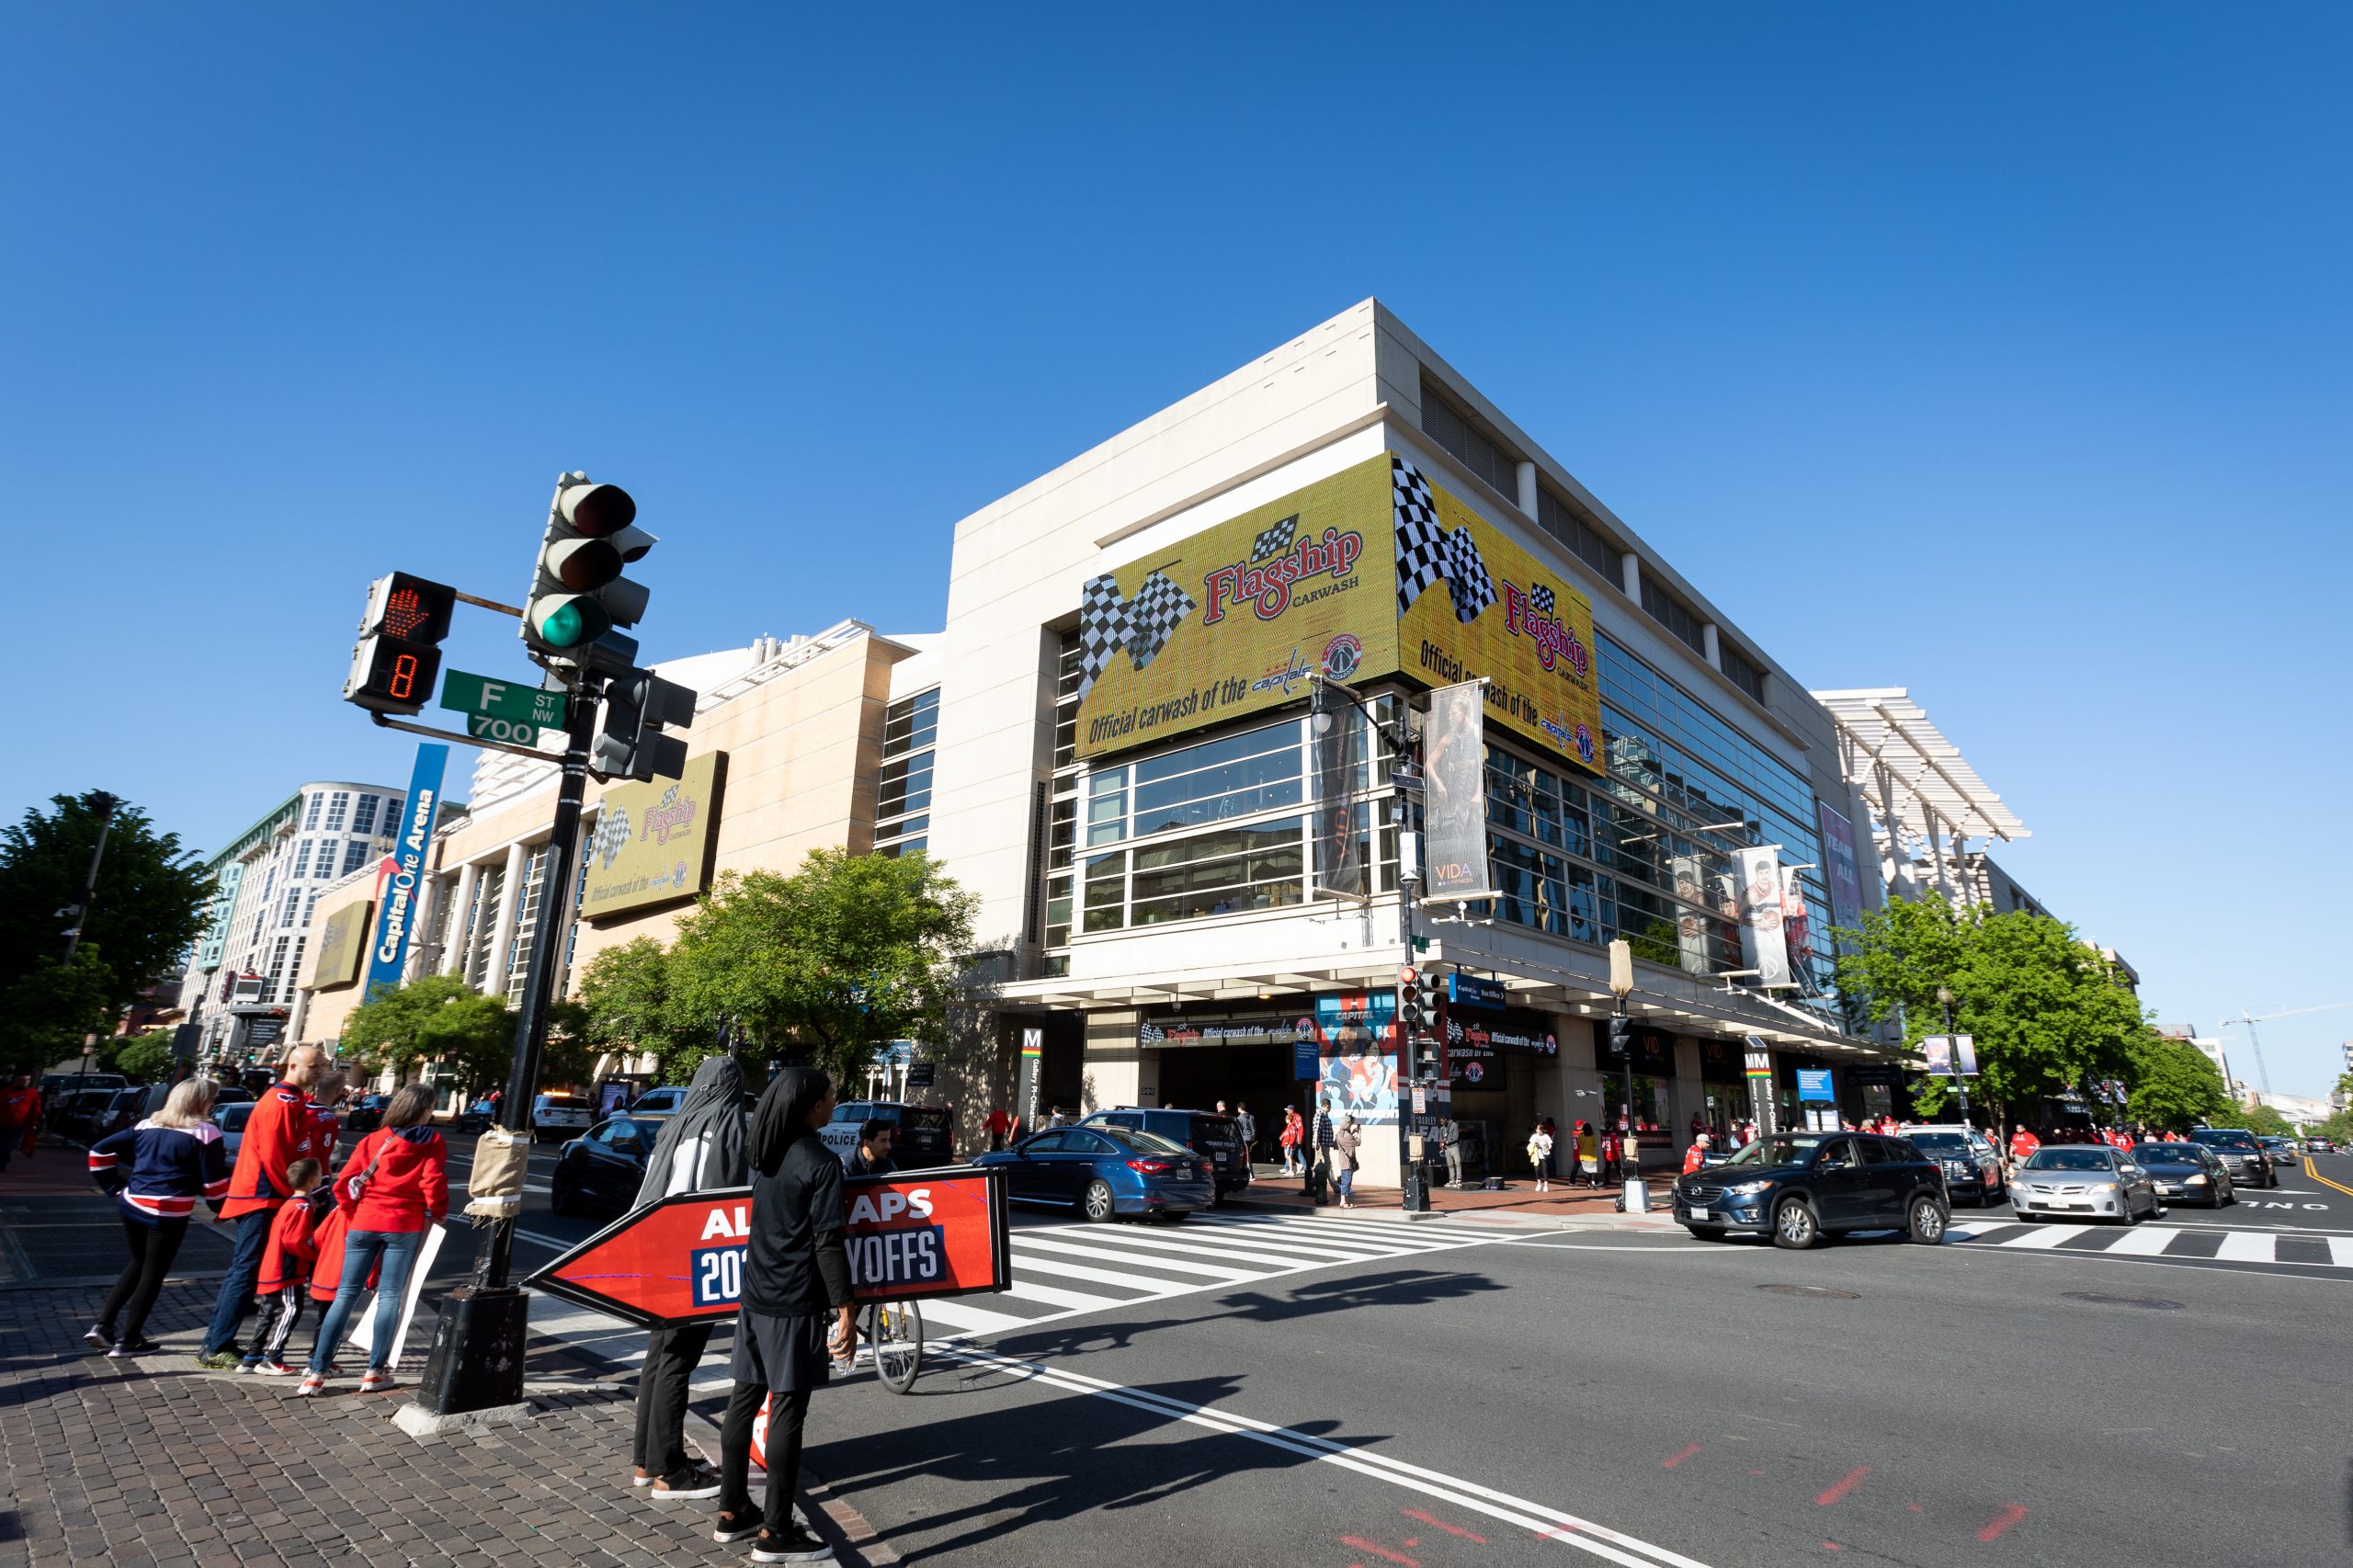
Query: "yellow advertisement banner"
309 899 370 989
1074 452 1601 775
583 752 726 920
1075 458 1394 757
1395 457 1603 772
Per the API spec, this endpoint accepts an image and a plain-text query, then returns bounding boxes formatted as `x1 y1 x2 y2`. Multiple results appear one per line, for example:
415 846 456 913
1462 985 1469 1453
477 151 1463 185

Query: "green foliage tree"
1834 900 2145 1124
343 973 518 1091
666 849 979 1087
112 1030 179 1084
0 794 210 1064
2123 1033 2232 1132
574 937 707 1082
416 990 520 1099
2230 1101 2292 1138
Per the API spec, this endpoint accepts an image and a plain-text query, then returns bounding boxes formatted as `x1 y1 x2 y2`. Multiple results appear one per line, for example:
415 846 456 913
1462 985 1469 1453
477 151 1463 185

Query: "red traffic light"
1399 965 1418 985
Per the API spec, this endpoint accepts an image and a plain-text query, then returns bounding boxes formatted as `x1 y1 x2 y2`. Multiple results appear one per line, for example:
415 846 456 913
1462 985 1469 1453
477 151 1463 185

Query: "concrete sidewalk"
0 1267 892 1566
1231 1165 1689 1232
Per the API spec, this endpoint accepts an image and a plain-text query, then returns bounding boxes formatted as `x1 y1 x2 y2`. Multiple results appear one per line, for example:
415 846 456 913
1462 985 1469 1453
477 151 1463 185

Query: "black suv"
821 1101 958 1169
2189 1128 2276 1188
1082 1108 1252 1199
1672 1131 1949 1249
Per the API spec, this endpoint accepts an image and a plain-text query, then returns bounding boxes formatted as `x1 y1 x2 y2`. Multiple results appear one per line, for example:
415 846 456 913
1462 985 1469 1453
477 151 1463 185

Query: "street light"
1937 984 1972 1129
1608 938 1639 1206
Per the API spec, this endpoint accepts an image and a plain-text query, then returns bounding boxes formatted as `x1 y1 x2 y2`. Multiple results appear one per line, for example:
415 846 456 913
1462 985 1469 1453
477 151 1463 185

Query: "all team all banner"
527 1166 1012 1328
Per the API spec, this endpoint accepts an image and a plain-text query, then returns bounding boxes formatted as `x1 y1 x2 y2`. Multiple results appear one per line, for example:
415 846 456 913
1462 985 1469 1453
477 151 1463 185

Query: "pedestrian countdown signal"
343 572 458 716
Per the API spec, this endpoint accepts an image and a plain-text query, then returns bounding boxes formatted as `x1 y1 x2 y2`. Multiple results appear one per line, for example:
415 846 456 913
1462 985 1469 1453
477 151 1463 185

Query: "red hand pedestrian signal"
343 572 457 717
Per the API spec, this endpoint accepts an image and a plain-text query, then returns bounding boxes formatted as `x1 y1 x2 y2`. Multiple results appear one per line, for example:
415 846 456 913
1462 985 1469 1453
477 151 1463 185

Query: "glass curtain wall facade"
875 687 938 857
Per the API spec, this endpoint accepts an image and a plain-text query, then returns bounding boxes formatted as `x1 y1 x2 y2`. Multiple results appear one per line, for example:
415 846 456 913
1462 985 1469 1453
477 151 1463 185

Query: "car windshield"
2023 1148 2117 1172
217 1105 253 1129
1905 1133 1970 1153
1100 1126 1188 1154
899 1108 951 1131
2137 1144 2200 1161
1721 1135 1824 1167
2190 1131 2257 1152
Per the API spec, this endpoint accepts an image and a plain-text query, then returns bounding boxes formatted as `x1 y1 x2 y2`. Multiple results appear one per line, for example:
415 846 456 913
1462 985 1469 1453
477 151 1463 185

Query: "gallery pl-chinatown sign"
527 1168 1012 1328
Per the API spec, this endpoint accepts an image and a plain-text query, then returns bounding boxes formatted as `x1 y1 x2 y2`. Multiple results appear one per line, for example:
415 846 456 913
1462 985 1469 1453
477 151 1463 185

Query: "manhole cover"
2063 1291 2182 1311
1756 1283 1860 1299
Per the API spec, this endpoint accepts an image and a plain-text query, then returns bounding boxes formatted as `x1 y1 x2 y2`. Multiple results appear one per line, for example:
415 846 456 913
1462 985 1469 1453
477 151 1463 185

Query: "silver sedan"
2009 1145 2162 1223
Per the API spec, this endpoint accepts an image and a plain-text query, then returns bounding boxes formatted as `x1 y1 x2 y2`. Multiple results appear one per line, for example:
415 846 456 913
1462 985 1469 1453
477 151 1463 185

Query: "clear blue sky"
6 6 2347 1096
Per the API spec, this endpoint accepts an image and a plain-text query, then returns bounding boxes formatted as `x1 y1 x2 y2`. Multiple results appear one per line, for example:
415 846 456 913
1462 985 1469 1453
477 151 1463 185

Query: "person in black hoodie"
714 1066 853 1564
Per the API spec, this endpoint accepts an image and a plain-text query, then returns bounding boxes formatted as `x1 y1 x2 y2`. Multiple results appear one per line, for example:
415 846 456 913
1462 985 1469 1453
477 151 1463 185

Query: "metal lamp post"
1608 938 1640 1204
1938 984 1972 1128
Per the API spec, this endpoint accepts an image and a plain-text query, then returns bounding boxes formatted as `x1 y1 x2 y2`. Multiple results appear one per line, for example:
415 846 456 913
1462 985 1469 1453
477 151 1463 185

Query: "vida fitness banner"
1074 453 1603 778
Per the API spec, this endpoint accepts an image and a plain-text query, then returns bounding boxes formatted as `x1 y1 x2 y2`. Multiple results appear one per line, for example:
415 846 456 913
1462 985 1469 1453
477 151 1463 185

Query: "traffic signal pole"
415 677 599 1419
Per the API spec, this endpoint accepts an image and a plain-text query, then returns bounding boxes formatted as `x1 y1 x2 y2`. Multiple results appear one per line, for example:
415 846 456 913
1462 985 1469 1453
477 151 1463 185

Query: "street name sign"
525 1167 1013 1328
439 669 567 742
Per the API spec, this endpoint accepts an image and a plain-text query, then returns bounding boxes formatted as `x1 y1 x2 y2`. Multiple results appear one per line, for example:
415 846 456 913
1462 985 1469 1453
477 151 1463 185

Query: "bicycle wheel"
865 1300 924 1394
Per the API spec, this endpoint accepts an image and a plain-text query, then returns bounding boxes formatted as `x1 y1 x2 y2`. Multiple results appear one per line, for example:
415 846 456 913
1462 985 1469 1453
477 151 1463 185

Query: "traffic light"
592 668 696 782
1398 966 1427 1038
1608 1014 1634 1061
344 572 457 715
522 474 656 669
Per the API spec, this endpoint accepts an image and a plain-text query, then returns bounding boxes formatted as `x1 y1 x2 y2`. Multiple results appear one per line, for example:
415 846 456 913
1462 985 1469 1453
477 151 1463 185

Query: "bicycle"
859 1298 924 1394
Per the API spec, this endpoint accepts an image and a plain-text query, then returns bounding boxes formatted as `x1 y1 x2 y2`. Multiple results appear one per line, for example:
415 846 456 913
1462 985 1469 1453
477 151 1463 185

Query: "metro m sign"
525 1166 1012 1328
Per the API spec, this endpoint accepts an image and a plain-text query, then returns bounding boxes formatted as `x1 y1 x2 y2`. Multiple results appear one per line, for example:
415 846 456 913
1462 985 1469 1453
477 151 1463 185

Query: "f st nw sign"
525 1167 1013 1328
439 668 569 743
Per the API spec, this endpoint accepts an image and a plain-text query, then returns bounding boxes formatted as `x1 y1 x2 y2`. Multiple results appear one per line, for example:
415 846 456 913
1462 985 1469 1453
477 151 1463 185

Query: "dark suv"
821 1101 958 1169
2189 1128 2277 1188
1672 1131 1949 1249
1082 1108 1252 1199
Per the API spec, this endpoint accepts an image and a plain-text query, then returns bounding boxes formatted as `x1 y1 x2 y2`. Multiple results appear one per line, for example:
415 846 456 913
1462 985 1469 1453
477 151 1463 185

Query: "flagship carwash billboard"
1074 453 1604 775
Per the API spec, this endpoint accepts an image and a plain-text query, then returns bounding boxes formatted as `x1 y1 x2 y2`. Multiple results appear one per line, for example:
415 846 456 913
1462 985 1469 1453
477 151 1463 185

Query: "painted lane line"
1814 1467 1870 1506
2329 1237 2353 1267
1403 1507 1489 1543
1661 1445 1702 1469
1976 1503 2029 1542
2303 1159 2353 1199
2212 1231 2276 1263
1341 1534 1421 1566
938 1345 1715 1568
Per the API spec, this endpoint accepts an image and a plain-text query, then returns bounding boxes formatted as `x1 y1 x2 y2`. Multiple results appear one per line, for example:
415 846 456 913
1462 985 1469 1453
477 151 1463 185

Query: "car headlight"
1723 1179 1775 1199
2186 1174 2209 1184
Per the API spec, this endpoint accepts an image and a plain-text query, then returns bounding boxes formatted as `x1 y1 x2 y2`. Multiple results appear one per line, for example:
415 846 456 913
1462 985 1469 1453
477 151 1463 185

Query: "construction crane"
2220 1003 2353 1096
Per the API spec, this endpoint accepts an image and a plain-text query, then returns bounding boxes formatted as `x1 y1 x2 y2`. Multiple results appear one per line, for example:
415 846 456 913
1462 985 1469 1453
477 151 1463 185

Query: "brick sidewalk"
0 1277 891 1567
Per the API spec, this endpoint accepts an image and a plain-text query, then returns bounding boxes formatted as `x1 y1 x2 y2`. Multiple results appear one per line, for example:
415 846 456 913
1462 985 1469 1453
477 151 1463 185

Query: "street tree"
2124 1032 2232 1132
667 849 978 1088
112 1030 179 1084
0 793 210 1071
1835 900 2144 1126
2231 1102 2293 1139
574 937 707 1082
344 975 488 1081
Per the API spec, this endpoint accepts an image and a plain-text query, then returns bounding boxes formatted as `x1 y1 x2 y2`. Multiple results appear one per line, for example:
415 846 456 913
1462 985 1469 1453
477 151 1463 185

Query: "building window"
290 840 313 880
875 687 939 859
341 839 371 877
1639 577 1708 654
464 867 503 989
1420 381 1520 501
279 888 302 928
261 937 290 1003
1536 488 1623 586
504 846 551 1001
1720 642 1767 704
350 793 380 836
302 793 324 831
324 791 351 833
302 893 319 928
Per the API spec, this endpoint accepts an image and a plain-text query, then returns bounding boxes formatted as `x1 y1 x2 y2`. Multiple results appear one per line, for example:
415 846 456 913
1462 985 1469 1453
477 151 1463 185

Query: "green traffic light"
538 597 610 648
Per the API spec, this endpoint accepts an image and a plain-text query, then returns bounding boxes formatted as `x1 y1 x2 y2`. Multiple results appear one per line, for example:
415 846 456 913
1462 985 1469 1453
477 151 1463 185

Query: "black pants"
98 1217 189 1341
720 1381 812 1537
632 1322 716 1477
247 1287 306 1364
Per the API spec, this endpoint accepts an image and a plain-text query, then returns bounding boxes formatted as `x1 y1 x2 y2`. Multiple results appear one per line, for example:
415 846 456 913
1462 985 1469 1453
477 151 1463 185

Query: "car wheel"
1906 1196 1948 1244
549 1171 576 1216
1772 1198 1818 1250
1082 1180 1116 1222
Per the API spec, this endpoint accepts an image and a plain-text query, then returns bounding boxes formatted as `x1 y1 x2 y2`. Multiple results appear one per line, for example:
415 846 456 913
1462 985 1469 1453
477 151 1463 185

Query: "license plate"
2157 1185 2180 1195
1688 1207 1711 1221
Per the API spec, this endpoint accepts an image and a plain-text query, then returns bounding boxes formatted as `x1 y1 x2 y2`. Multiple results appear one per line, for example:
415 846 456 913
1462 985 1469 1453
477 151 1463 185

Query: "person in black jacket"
714 1066 854 1563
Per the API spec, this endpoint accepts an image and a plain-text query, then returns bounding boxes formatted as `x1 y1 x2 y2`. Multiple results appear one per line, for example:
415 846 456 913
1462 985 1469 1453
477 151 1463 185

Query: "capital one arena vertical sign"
1074 452 1604 778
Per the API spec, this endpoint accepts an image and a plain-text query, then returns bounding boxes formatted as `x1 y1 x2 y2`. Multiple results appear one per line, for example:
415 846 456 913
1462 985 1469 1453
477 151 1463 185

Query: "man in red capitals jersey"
197 1045 328 1369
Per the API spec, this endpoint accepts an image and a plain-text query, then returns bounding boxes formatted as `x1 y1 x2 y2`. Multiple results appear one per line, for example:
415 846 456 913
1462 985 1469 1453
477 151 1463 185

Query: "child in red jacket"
246 1159 325 1375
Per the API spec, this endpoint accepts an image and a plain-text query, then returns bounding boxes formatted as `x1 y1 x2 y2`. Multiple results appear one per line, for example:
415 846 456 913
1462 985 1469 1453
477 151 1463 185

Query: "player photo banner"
1310 695 1363 900
525 1167 1012 1328
1073 453 1605 778
1420 680 1496 903
1735 847 1793 989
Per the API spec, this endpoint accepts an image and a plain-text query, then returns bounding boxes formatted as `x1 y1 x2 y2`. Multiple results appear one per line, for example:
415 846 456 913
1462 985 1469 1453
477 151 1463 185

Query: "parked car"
212 1085 256 1108
453 1096 498 1132
210 1102 256 1162
344 1094 392 1133
972 1124 1215 1221
532 1092 597 1143
623 1085 691 1120
51 1087 124 1144
819 1101 958 1169
1081 1108 1252 1200
2135 1141 2234 1207
1898 1126 2006 1206
2189 1129 2277 1188
2009 1144 2160 1223
1672 1131 1949 1249
549 1115 659 1216
92 1087 149 1142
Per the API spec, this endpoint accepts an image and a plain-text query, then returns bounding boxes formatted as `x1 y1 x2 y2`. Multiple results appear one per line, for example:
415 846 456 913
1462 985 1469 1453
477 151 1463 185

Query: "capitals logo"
1319 632 1363 680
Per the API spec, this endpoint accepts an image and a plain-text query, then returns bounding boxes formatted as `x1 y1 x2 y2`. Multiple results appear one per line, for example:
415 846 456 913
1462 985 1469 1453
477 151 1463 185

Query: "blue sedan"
972 1125 1215 1221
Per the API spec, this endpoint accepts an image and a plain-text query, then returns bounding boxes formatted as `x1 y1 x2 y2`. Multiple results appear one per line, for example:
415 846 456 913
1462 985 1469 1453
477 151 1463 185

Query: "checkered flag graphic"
1251 515 1298 562
1075 568 1199 699
591 804 632 870
1530 582 1556 615
1392 455 1497 624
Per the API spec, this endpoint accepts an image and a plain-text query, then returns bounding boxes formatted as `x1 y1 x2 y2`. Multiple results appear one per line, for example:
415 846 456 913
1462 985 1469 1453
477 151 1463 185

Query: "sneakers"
294 1372 326 1397
632 1467 657 1489
651 1462 722 1501
108 1336 161 1358
251 1360 294 1377
194 1350 242 1370
750 1524 835 1562
711 1510 762 1544
358 1367 398 1393
83 1325 114 1351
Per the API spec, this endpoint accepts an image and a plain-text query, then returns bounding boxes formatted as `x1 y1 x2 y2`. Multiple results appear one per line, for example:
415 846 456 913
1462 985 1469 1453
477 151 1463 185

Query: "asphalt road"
478 1141 2353 1565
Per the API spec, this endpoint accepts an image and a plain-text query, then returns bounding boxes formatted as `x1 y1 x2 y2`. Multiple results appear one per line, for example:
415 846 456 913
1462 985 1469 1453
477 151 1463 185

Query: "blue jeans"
1336 1166 1355 1199
307 1228 425 1374
203 1209 276 1357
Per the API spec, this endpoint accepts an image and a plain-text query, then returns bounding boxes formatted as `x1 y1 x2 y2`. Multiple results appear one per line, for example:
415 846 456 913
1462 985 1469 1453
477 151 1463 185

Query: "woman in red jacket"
298 1082 447 1396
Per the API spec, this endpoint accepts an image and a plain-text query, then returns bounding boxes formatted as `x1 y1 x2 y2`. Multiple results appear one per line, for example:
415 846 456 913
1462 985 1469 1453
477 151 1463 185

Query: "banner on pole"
1734 846 1791 989
1420 681 1495 903
1309 695 1362 900
1779 865 1815 981
366 744 449 995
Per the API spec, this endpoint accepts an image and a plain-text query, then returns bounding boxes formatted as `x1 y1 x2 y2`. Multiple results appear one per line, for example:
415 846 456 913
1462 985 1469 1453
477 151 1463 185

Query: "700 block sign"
439 669 567 741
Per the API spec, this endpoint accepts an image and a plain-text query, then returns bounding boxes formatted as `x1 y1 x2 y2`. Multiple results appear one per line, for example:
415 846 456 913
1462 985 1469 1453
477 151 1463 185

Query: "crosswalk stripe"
1011 1253 1198 1293
1199 1216 1477 1251
1001 1278 1128 1312
2213 1231 2275 1263
1210 1212 1488 1242
1015 1235 1258 1280
916 1297 1032 1335
1995 1225 2081 1250
2102 1226 2178 1256
1038 1228 1366 1269
2330 1238 2353 1267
